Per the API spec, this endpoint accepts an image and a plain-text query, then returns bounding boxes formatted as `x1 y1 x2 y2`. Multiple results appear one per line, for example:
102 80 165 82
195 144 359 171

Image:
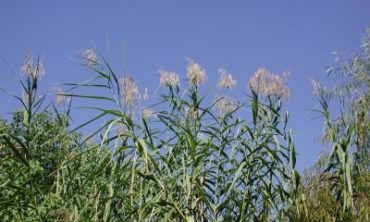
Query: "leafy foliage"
293 28 370 221
0 28 370 221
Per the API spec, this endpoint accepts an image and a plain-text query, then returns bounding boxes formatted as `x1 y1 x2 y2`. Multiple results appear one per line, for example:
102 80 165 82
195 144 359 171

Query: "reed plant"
0 28 370 221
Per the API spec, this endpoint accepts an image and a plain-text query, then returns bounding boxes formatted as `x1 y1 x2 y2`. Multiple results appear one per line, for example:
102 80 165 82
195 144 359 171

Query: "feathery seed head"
36 62 45 78
119 76 140 107
248 68 290 100
217 68 237 89
20 53 45 79
53 87 69 105
81 49 98 67
20 53 33 76
186 58 207 86
141 108 156 120
158 69 180 87
309 79 327 97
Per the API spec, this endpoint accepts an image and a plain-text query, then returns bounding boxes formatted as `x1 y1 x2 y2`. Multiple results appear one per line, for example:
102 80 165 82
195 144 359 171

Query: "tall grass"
0 52 299 221
293 28 370 221
1 28 370 221
59 55 298 221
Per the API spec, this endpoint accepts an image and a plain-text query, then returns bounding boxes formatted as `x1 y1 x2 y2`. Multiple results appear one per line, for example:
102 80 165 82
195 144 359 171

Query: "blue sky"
1 1 370 171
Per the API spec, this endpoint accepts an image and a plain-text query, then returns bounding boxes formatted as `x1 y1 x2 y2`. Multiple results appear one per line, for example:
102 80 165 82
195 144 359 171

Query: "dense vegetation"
0 29 369 221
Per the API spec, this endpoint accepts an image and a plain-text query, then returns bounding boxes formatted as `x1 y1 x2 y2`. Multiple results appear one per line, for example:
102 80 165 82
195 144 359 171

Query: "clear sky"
1 1 370 171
